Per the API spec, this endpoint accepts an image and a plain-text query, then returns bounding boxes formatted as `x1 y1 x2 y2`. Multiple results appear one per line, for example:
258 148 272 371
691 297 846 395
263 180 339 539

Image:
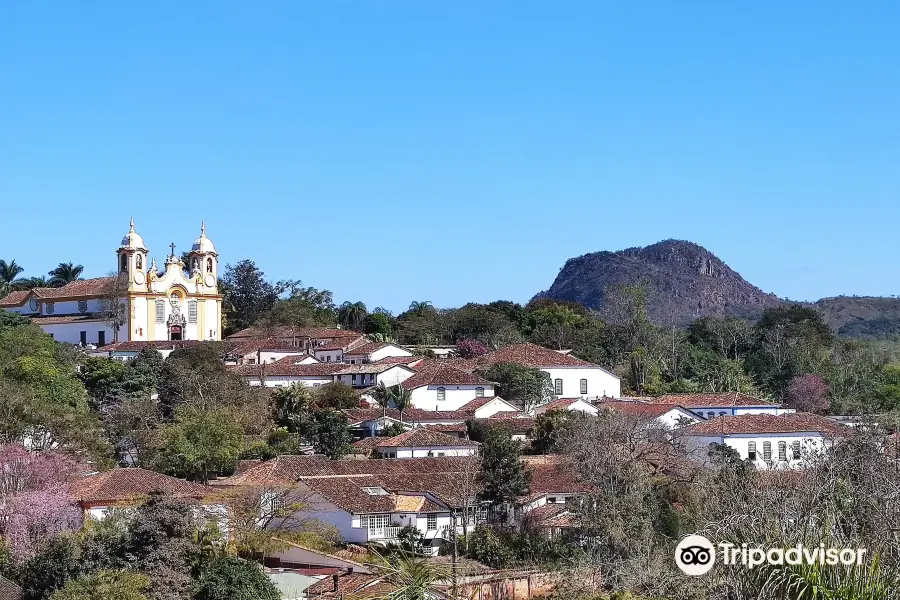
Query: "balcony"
368 526 402 541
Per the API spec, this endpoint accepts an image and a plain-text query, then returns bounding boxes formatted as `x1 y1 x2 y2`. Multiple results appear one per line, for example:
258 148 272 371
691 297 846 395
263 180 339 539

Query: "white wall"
533 399 598 416
369 345 414 362
314 349 343 363
247 375 333 388
378 446 478 458
41 322 117 346
683 433 833 470
409 385 496 411
472 398 519 419
543 367 620 399
691 406 790 419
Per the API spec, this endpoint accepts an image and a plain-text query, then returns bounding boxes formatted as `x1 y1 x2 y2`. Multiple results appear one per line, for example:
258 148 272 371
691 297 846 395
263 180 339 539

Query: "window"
778 441 787 461
326 356 331 362
763 442 772 461
352 374 357 384
792 441 802 460
45 302 54 315
247 358 256 365
706 412 715 420
437 387 446 401
554 379 563 395
155 300 165 323
719 411 726 416
79 331 87 346
77 300 88 313
188 301 197 323
437 452 445 457
427 514 437 530
748 441 757 460
580 379 588 395
98 331 105 346
362 513 391 535
362 487 388 496
120 255 128 273
206 257 213 273
475 387 484 398
136 255 142 270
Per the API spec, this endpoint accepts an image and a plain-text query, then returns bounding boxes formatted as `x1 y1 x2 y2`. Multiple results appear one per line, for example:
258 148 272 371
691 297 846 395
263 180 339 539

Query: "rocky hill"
536 239 900 335
534 240 782 325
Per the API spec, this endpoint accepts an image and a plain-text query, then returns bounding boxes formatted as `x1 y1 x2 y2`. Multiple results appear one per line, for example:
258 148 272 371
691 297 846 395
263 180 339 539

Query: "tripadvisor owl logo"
675 535 716 575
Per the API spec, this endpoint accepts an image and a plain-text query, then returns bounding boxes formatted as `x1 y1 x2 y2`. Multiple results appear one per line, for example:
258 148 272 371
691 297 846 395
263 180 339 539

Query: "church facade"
0 219 223 346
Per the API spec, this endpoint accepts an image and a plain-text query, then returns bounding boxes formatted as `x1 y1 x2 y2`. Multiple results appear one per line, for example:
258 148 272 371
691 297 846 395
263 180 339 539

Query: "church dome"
191 221 217 254
120 217 147 250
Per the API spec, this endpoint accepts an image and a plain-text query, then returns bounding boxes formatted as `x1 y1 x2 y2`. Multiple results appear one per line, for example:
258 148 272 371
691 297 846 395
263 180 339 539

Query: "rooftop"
654 392 777 408
68 468 216 504
476 342 600 369
682 412 847 436
399 363 493 390
374 428 479 448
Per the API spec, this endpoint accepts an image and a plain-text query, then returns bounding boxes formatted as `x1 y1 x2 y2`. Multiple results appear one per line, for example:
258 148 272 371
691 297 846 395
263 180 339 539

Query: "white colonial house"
333 363 415 389
473 343 620 399
372 429 480 459
679 412 847 470
0 219 223 346
288 477 456 555
655 392 791 419
532 397 599 416
456 396 521 419
232 357 415 389
401 363 496 411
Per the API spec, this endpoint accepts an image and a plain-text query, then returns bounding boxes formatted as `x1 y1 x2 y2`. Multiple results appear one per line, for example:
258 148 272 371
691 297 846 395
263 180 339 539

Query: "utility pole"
451 510 458 599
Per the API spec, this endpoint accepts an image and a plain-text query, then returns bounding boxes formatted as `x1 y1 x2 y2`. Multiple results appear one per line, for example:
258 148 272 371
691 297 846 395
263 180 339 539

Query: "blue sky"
2 2 899 312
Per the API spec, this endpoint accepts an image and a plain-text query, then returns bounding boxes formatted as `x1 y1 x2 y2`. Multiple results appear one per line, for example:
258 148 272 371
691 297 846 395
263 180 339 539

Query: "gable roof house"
372 429 480 459
597 400 702 430
231 359 347 387
475 343 621 400
68 468 219 521
532 397 599 416
679 412 847 470
401 363 496 411
342 342 415 364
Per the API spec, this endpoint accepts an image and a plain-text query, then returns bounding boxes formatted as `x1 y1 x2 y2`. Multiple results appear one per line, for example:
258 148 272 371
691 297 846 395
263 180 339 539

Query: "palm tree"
15 276 50 290
48 262 84 287
338 301 368 331
407 301 433 314
363 550 449 600
371 382 391 421
0 259 24 287
389 384 413 427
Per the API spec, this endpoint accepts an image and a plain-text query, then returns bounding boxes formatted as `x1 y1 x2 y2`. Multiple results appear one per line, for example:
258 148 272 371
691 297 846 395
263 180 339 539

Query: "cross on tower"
169 242 176 257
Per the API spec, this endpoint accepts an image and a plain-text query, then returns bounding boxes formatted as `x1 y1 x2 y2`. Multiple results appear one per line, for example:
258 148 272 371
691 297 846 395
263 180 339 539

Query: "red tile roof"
306 572 381 597
27 314 103 326
231 356 346 378
423 423 469 434
227 326 360 340
375 428 479 448
682 413 847 436
301 476 448 514
68 468 215 504
474 415 535 433
343 342 392 355
537 398 593 412
227 337 301 355
399 363 493 390
372 355 425 367
313 336 367 351
598 401 693 419
456 397 495 412
343 408 478 424
0 290 29 307
654 392 777 407
476 343 598 369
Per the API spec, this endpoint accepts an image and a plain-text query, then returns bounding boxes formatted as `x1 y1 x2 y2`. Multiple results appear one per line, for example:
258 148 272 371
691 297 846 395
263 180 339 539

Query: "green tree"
364 312 394 337
47 263 84 288
0 259 25 293
80 358 129 410
220 260 281 333
477 362 552 413
194 557 280 600
530 409 575 455
271 384 315 433
338 301 368 331
19 535 83 600
388 384 412 426
309 410 350 459
365 551 449 600
874 364 900 412
150 406 244 483
313 382 360 410
15 276 51 290
477 426 530 515
49 571 149 600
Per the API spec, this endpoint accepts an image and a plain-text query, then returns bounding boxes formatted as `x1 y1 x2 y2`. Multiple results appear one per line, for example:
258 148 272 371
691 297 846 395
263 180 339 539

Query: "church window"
188 301 198 323
778 441 787 461
206 258 213 273
78 300 88 313
45 302 54 315
763 442 772 461
136 255 142 270
155 300 165 323
554 378 563 395
120 255 128 273
437 387 446 401
580 379 588 395
192 258 199 273
792 441 802 460
748 442 757 460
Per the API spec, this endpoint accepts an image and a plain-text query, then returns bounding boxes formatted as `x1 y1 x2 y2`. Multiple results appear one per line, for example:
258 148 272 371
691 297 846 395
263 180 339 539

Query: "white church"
0 219 223 346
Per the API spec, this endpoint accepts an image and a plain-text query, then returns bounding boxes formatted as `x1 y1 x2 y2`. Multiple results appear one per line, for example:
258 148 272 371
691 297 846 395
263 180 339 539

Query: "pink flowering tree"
785 374 830 414
456 339 488 359
0 445 82 564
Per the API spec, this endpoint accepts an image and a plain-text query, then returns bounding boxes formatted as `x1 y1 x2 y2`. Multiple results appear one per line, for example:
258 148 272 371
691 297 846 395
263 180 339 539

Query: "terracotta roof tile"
231 356 346 378
306 573 381 597
302 477 448 514
27 314 103 326
0 290 29 307
375 429 479 448
654 392 777 407
343 408 474 424
682 412 847 436
20 277 117 301
371 356 425 367
598 401 692 419
227 326 360 340
226 337 301 355
343 342 391 355
0 575 21 600
476 343 598 369
68 468 216 504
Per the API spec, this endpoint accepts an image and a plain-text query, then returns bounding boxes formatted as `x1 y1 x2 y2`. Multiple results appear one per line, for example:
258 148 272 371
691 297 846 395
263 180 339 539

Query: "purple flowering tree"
456 339 488 359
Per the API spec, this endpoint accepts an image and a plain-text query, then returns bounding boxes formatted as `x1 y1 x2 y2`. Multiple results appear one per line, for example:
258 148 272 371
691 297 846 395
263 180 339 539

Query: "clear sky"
2 2 899 312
